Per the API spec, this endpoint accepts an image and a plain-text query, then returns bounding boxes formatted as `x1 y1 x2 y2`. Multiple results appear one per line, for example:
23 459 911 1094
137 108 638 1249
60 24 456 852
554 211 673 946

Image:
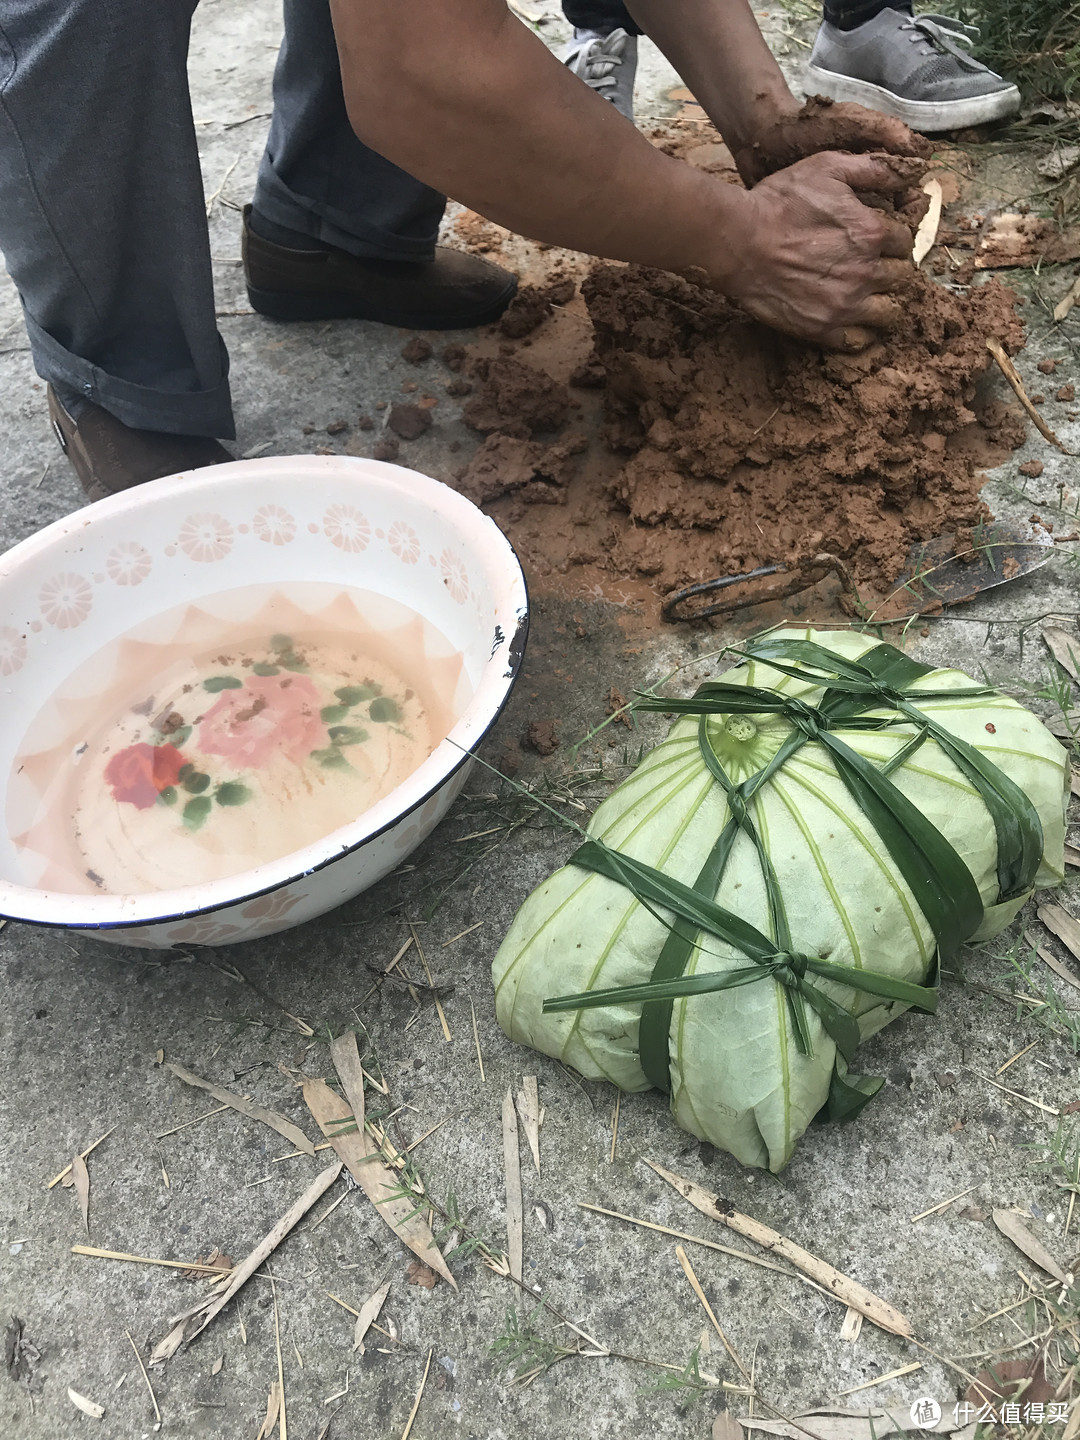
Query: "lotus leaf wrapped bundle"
492 631 1068 1171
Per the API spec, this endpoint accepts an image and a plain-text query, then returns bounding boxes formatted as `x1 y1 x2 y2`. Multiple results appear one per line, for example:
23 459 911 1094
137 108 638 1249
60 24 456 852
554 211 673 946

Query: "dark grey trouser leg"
0 0 234 437
562 2 642 36
253 0 448 262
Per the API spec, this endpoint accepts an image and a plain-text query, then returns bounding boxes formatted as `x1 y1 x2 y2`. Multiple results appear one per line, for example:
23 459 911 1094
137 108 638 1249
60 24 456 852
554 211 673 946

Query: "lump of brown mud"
463 357 570 439
387 404 433 441
401 337 433 365
499 278 577 339
581 262 1025 594
526 720 559 756
456 433 584 507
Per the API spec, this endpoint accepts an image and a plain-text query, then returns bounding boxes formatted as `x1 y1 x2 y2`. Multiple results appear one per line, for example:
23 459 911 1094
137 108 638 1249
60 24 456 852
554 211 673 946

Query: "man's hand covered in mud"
715 151 925 351
730 94 931 187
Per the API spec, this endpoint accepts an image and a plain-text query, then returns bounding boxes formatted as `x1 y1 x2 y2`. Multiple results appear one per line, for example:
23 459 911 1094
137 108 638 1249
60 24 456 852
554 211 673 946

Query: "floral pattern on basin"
253 505 297 547
388 521 421 565
178 512 234 563
323 504 371 553
106 541 153 586
439 549 470 604
0 627 28 676
0 456 527 947
39 573 93 629
13 594 469 897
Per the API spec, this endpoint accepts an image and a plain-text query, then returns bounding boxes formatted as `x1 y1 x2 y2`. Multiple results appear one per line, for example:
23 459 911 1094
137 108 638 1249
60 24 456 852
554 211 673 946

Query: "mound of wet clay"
583 263 1025 595
455 261 1027 606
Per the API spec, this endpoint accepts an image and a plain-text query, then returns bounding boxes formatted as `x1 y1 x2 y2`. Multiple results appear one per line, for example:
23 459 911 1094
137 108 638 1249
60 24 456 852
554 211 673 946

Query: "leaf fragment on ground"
407 1261 438 1289
71 1154 90 1236
712 1413 746 1440
991 1208 1067 1283
1043 626 1080 685
352 1281 391 1355
149 1162 343 1364
502 1088 523 1285
255 1382 281 1440
1055 274 1080 323
166 1061 315 1155
1037 904 1080 977
67 1387 105 1419
647 1161 914 1338
302 1034 456 1288
912 177 943 267
516 1076 541 1175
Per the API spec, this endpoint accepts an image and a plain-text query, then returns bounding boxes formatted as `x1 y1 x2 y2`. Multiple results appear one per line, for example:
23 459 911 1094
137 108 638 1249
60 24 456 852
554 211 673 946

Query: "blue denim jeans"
0 0 446 438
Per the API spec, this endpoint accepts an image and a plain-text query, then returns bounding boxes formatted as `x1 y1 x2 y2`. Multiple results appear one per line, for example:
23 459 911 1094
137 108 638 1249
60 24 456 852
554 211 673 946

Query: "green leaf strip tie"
542 639 1043 1114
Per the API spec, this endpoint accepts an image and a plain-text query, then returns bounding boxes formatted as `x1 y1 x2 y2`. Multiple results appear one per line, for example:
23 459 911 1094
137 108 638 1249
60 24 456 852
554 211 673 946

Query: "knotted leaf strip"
543 640 1041 1118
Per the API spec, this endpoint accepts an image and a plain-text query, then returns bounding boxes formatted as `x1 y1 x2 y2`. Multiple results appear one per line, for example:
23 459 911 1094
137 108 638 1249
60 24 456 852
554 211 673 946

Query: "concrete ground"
2 4 1080 1438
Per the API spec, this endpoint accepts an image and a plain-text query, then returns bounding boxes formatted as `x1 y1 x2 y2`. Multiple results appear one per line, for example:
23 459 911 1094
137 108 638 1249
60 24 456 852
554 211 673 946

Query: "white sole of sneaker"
805 64 1021 132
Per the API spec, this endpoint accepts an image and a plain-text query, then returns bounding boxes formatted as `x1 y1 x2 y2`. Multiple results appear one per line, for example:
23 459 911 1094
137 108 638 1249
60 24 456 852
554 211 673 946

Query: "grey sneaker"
807 8 1021 132
562 27 638 123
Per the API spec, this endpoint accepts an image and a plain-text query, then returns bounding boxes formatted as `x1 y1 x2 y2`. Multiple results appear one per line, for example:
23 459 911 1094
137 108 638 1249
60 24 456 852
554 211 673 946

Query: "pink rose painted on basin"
197 673 325 768
105 742 187 810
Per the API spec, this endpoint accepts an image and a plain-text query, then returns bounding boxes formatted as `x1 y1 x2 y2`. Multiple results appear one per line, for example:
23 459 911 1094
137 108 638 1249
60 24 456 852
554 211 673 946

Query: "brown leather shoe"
48 386 233 503
242 206 518 329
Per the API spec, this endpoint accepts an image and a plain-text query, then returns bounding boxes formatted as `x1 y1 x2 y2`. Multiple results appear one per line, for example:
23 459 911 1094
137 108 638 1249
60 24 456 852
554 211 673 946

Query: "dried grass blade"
834 1361 922 1395
303 1063 456 1289
991 1209 1068 1283
1036 945 1080 992
1055 275 1080 323
71 1246 232 1274
502 1089 524 1284
149 1162 343 1364
47 1126 116 1189
1064 844 1080 869
353 1280 391 1355
271 1277 287 1440
676 1244 750 1379
411 923 451 1042
71 1154 90 1236
986 339 1071 453
579 1202 827 1288
401 1349 433 1440
1037 903 1080 970
124 1330 162 1423
166 1061 315 1156
647 1161 914 1339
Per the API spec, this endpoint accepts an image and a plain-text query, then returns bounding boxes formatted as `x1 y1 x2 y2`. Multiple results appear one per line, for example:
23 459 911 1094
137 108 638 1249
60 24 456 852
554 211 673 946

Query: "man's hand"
730 95 932 188
710 152 917 349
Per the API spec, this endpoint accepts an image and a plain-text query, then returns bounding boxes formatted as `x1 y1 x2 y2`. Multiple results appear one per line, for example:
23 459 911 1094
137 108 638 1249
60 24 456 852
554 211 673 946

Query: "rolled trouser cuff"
23 310 236 440
252 163 444 265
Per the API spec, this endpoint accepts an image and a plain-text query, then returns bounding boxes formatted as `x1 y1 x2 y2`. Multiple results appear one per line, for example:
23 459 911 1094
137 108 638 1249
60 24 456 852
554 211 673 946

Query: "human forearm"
328 0 920 348
329 0 743 276
626 0 796 151
628 0 929 183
